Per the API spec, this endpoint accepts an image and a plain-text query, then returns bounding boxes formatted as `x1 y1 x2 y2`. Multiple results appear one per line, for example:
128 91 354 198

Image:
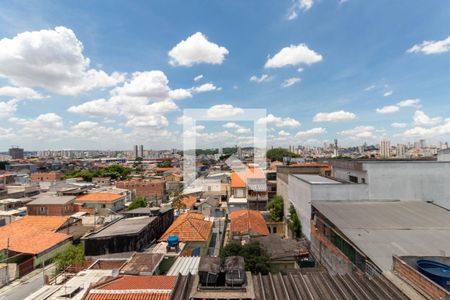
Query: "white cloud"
365 85 376 91
190 82 221 93
383 90 393 97
168 32 229 66
257 114 301 128
176 115 193 125
250 74 270 83
391 122 407 128
407 36 450 55
400 120 450 138
282 77 301 87
297 67 304 72
313 110 357 122
194 74 203 81
376 105 400 114
0 86 45 100
0 100 17 117
339 126 376 139
296 127 326 138
265 44 322 68
223 122 251 134
206 104 244 118
111 71 169 100
287 0 314 20
397 98 421 108
278 130 290 136
413 110 442 126
168 88 192 100
0 26 124 95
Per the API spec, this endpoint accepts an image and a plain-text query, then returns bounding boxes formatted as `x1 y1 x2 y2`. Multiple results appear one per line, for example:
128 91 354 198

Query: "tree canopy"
64 164 131 182
157 160 173 168
54 244 84 272
220 241 271 274
127 197 148 210
267 195 284 222
288 204 302 238
266 148 298 162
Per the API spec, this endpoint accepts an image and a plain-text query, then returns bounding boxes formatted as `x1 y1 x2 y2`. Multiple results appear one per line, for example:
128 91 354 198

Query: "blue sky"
0 0 449 150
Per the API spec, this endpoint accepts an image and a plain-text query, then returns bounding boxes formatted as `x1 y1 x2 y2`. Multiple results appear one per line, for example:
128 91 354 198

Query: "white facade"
379 139 390 158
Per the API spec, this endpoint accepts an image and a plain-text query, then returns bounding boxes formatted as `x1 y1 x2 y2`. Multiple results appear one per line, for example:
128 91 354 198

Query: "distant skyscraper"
380 140 391 158
9 146 24 159
333 139 338 156
133 145 139 158
139 145 144 158
396 144 406 158
419 139 426 149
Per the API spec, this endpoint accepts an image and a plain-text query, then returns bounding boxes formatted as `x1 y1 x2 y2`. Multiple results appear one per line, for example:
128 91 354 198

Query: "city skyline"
1 1 450 150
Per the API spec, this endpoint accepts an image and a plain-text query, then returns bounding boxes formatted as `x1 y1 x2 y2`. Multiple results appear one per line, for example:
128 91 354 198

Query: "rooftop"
167 256 201 276
0 216 71 254
85 216 156 239
292 174 342 184
28 195 76 205
120 253 164 275
230 209 270 237
181 195 197 209
251 234 309 259
159 212 213 242
313 201 450 270
76 192 124 203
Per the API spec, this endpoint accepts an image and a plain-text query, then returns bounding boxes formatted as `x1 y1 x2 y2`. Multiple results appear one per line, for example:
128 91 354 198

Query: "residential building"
396 144 407 158
120 253 164 275
30 171 62 183
75 192 126 214
8 146 24 159
116 179 167 202
0 197 31 211
229 209 269 241
92 176 112 186
159 212 213 255
202 173 229 201
379 139 391 158
229 167 268 212
27 195 77 216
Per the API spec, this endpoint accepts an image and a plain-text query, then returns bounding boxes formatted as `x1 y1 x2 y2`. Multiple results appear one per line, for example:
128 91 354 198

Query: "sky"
0 0 450 151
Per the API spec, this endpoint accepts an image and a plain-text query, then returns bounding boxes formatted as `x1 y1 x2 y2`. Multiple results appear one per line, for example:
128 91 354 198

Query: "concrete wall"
364 162 450 209
288 175 313 238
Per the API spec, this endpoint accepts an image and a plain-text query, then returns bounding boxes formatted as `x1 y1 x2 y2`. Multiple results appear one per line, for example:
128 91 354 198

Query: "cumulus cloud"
400 120 450 138
313 110 357 122
168 32 229 66
296 127 326 138
168 88 192 100
339 126 376 139
223 122 251 134
407 36 450 55
111 71 169 100
257 114 301 128
206 104 244 118
278 130 290 136
391 122 407 128
282 77 301 87
190 82 221 93
250 74 270 83
376 105 400 114
0 86 45 100
413 110 442 126
0 100 18 117
0 26 124 95
265 44 322 68
383 90 393 97
397 98 421 108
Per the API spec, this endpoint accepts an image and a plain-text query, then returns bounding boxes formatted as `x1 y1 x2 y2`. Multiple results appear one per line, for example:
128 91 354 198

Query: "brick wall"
30 172 62 182
393 256 449 300
116 180 166 200
27 204 77 216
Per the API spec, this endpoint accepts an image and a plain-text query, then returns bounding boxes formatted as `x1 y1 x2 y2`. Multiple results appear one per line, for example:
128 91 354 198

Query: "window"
273 227 277 234
361 178 366 184
349 175 358 183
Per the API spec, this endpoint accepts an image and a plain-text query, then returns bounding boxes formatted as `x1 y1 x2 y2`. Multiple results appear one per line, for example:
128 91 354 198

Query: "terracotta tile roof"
231 172 246 188
86 276 176 300
181 195 197 209
0 216 71 254
230 209 270 237
76 192 124 203
159 212 213 242
155 167 177 172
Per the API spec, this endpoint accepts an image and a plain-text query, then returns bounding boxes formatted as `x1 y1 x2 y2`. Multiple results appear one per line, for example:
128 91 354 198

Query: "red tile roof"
0 216 71 254
231 167 266 188
231 172 246 188
159 212 213 242
181 195 197 209
230 209 270 237
76 192 124 203
86 276 176 300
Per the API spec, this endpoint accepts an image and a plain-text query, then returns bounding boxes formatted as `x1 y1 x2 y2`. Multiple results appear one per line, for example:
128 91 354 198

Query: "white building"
379 139 390 158
396 144 406 158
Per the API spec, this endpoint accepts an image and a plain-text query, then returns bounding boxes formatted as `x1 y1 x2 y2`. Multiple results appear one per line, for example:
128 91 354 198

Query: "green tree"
267 195 284 222
266 148 298 162
127 197 148 210
54 244 84 272
157 161 173 168
170 191 186 213
0 161 8 170
220 241 271 274
288 204 302 238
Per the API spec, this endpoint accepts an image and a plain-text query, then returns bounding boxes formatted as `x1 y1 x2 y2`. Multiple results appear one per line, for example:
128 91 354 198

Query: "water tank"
167 235 179 247
416 259 450 291
224 256 246 286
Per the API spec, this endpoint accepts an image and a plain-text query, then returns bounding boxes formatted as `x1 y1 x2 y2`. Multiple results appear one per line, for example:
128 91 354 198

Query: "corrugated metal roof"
167 256 201 275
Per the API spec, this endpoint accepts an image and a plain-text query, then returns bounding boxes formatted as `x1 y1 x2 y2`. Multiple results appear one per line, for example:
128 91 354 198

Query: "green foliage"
0 161 8 170
266 148 298 162
220 242 271 274
128 197 148 210
54 244 84 272
64 164 131 182
170 191 186 213
157 161 173 168
267 195 284 222
288 204 302 238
